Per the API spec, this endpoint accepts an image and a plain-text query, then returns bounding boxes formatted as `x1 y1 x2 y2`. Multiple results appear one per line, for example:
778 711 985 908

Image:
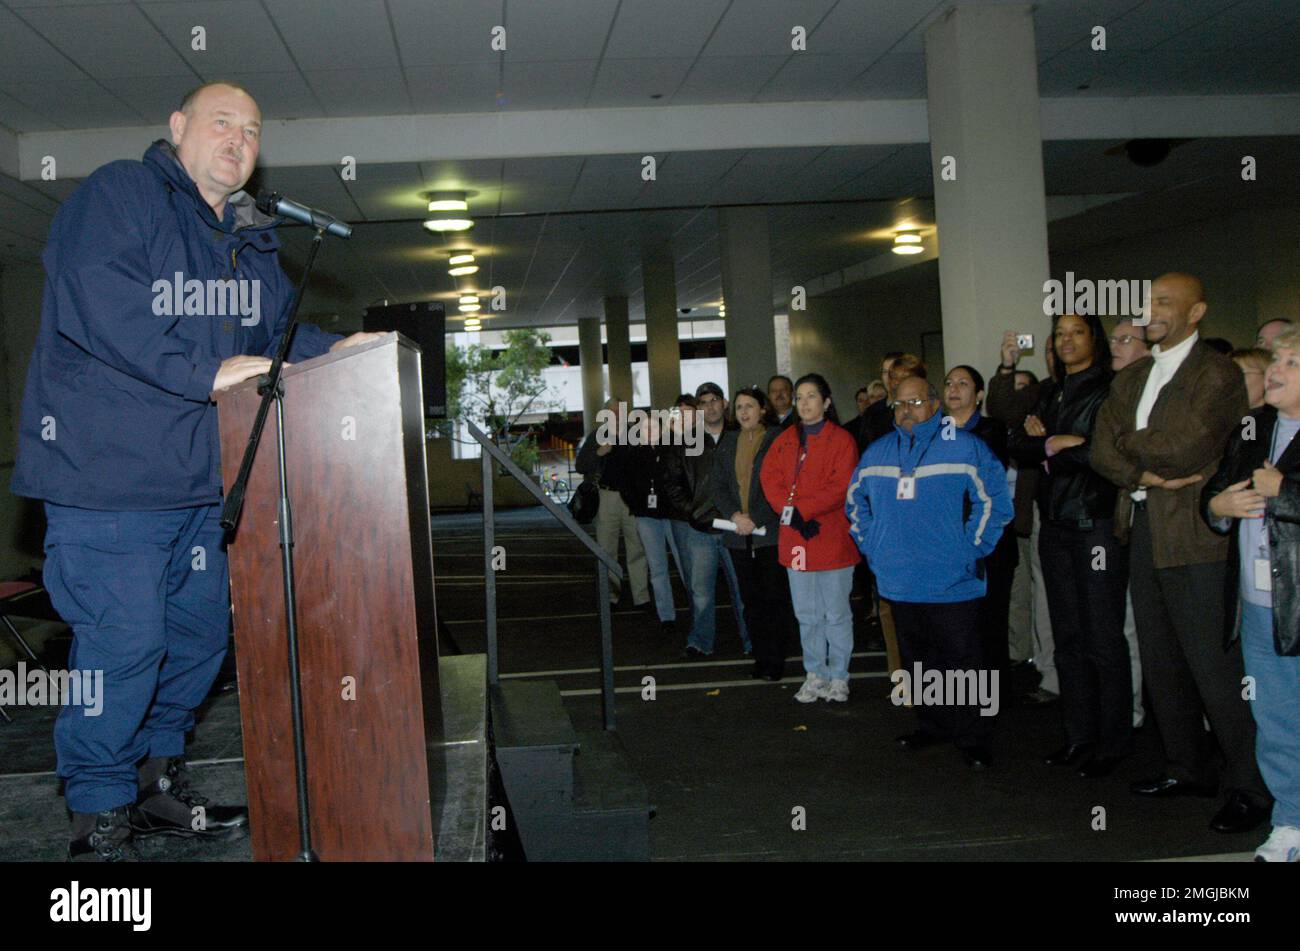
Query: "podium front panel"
216 333 441 861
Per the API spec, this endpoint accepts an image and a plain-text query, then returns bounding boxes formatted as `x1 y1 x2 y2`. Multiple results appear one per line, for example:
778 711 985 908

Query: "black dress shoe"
961 746 993 770
760 670 783 682
1210 792 1271 834
1077 755 1124 778
681 645 708 659
895 731 942 751
1044 742 1095 767
131 757 248 838
1129 776 1218 798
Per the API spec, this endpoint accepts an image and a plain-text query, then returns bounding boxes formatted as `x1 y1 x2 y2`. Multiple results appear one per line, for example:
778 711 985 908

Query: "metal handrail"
465 421 622 730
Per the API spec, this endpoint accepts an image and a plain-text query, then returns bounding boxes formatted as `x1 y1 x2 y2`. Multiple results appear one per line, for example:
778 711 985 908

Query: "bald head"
1256 318 1293 350
169 82 262 218
1147 272 1207 349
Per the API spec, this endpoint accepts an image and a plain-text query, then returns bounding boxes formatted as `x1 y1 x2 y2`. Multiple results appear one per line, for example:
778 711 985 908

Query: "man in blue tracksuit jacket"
845 375 1013 768
11 82 380 860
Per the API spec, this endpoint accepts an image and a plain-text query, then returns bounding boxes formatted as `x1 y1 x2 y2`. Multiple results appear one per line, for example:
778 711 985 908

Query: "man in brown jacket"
1092 272 1270 834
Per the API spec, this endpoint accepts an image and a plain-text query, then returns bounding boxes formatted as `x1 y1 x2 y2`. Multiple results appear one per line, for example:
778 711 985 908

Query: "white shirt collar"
1151 329 1198 364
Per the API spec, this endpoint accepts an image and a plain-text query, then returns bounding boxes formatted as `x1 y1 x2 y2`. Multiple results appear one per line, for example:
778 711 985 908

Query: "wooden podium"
215 332 442 861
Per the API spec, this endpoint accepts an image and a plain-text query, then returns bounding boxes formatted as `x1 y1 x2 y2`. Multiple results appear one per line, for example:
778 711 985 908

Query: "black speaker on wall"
363 300 447 418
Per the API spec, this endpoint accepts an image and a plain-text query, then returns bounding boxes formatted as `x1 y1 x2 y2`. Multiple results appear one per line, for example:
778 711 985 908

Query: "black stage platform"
0 508 1257 861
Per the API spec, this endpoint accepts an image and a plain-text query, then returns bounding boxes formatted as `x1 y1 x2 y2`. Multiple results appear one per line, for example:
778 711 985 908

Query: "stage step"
490 680 652 861
491 680 579 816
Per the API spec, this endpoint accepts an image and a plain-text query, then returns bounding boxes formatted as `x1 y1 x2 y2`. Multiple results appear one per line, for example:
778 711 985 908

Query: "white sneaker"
825 679 849 702
1254 825 1300 862
794 674 830 703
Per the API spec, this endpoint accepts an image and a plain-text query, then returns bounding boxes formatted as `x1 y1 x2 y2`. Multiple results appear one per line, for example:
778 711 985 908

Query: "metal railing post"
464 422 621 724
596 560 616 732
482 449 498 686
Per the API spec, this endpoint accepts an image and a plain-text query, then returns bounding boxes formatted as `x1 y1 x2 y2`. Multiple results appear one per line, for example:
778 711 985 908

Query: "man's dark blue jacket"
12 140 341 510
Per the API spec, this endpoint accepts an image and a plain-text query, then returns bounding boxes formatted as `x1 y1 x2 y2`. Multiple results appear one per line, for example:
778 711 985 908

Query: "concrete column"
577 316 605 432
925 3 1049 378
642 244 682 409
603 296 633 405
719 206 777 395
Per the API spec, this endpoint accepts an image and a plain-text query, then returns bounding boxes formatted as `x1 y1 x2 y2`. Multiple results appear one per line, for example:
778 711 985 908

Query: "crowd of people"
577 272 1299 862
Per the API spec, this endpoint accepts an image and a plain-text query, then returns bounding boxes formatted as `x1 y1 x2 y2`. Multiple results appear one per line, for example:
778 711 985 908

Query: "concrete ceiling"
0 0 1297 328
0 0 1295 132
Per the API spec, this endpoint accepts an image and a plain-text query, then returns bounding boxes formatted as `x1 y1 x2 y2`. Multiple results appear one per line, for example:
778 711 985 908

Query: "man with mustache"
1092 272 1271 834
11 82 381 861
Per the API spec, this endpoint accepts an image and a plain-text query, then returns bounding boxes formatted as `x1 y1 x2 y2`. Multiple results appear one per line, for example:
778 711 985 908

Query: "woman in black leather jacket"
1009 312 1130 778
1203 329 1300 861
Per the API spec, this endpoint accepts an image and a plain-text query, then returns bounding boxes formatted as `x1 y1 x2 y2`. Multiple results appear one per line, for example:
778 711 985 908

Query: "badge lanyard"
896 425 942 501
647 449 658 510
781 428 810 525
1254 421 1289 592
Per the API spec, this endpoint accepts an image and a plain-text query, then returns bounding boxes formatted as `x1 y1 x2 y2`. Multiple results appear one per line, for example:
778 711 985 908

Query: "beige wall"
424 434 542 509
1049 204 1300 349
790 260 943 412
790 203 1300 408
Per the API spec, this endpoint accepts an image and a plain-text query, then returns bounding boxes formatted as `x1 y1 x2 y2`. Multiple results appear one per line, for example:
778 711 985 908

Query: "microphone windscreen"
255 189 278 215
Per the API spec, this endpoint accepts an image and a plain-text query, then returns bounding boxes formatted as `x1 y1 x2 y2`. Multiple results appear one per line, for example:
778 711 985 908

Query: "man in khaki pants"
576 398 650 607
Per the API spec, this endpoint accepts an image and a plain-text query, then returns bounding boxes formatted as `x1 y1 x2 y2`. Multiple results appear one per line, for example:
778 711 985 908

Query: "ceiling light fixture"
449 264 479 276
459 302 482 313
424 192 473 232
426 192 468 212
892 231 924 255
448 252 476 266
459 295 479 305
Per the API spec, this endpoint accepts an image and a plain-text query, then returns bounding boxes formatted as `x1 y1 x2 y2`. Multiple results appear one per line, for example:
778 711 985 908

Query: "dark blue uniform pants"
43 502 229 813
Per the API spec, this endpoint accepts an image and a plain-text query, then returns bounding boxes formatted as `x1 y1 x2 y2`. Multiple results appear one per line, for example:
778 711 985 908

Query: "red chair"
0 580 55 723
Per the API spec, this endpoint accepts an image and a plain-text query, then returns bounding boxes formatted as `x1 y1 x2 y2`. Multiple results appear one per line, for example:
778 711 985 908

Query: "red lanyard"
788 429 810 503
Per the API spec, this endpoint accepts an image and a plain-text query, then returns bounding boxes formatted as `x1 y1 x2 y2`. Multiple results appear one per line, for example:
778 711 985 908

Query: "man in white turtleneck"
1093 273 1270 836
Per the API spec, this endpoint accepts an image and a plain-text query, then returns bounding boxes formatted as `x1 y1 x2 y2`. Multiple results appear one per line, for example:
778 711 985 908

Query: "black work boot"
69 806 141 862
131 756 249 838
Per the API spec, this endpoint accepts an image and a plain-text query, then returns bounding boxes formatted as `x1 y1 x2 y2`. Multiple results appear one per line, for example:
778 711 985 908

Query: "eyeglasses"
1109 334 1144 346
889 398 929 409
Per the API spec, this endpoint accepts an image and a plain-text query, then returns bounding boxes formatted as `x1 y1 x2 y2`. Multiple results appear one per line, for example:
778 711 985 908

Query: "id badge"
1254 558 1273 592
647 493 657 510
897 476 916 500
780 505 794 526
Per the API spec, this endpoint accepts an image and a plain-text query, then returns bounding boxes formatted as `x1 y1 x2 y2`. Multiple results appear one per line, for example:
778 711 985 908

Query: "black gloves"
788 508 820 540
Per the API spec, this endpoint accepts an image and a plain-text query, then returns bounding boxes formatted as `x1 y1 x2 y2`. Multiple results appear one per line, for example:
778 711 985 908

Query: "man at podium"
10 82 380 861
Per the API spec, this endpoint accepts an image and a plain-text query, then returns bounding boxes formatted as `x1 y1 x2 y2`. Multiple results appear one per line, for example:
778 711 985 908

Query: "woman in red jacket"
760 373 862 703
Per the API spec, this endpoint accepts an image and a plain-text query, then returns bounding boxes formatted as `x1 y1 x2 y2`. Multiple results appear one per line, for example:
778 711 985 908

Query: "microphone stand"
221 226 326 863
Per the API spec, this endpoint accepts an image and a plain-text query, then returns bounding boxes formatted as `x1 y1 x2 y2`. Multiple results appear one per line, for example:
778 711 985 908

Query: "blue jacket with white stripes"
845 409 1013 604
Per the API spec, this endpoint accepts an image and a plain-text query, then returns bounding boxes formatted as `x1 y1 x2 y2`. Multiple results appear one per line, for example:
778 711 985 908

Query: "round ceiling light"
892 231 924 254
427 192 468 212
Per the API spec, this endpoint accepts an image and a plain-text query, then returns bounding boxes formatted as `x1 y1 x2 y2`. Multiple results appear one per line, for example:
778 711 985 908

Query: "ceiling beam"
16 95 1300 181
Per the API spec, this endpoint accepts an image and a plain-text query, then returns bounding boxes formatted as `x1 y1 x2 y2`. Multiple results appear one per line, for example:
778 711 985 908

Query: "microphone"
257 190 353 239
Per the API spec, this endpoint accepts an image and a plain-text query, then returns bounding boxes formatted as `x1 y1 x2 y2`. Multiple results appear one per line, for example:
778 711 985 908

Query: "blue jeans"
1241 599 1300 828
786 566 854 681
669 521 749 654
635 517 686 623
44 502 230 813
